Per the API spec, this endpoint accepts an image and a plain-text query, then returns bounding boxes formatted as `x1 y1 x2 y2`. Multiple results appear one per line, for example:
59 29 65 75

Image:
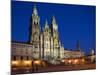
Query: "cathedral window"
35 45 38 48
26 51 28 54
27 56 28 60
13 56 16 60
20 56 23 60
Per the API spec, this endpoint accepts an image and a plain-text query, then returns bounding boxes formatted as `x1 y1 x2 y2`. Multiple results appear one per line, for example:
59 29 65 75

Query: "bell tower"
51 16 59 60
30 5 40 59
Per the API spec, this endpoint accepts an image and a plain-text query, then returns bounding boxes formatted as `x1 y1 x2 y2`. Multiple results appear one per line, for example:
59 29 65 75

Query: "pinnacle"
33 4 38 15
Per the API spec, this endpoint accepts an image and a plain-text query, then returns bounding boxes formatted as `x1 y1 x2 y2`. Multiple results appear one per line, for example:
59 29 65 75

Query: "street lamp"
68 60 72 64
61 59 65 62
23 60 32 66
74 59 78 64
34 60 41 65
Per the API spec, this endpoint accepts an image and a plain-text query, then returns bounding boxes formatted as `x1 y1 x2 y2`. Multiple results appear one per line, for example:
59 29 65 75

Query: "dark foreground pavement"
12 63 96 75
33 63 96 73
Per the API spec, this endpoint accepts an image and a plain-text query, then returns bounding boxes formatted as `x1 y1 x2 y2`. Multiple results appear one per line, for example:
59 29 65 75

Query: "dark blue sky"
11 1 96 54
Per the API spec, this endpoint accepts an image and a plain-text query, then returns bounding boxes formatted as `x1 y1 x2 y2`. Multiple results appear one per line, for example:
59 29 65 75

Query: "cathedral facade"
29 5 64 64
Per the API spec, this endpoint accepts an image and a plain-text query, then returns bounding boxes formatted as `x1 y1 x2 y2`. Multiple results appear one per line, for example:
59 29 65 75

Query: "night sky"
11 1 96 55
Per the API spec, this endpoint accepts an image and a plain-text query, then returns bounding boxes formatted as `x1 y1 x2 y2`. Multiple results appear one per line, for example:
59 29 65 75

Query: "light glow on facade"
23 60 32 66
34 60 41 65
11 60 19 66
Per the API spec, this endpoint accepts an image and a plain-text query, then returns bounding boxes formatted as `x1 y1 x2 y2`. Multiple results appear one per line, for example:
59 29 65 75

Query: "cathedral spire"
33 4 38 15
52 15 56 24
45 19 48 25
76 40 81 51
51 15 58 32
45 19 49 28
